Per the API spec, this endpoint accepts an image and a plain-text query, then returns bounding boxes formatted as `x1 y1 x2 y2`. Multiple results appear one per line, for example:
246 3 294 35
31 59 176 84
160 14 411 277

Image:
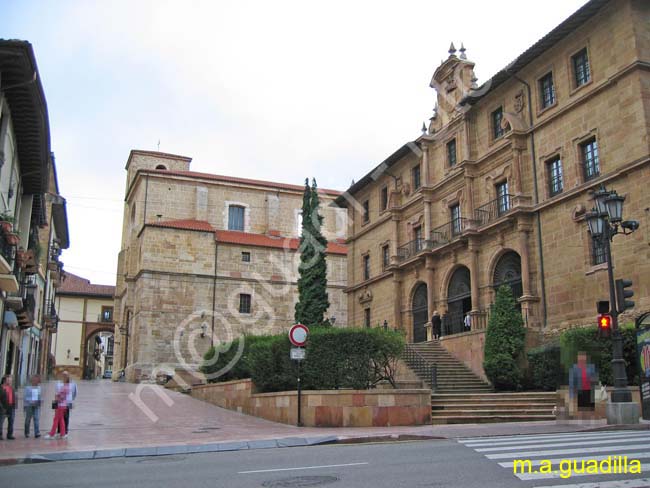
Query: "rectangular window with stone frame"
492 106 505 140
241 251 251 262
380 186 388 211
363 200 369 223
590 233 606 266
572 48 591 88
414 226 423 252
496 181 510 215
447 138 457 167
547 156 564 196
412 164 421 191
239 293 252 314
364 308 371 328
228 205 245 231
382 244 390 271
539 72 556 109
450 204 461 235
363 254 370 281
580 138 600 181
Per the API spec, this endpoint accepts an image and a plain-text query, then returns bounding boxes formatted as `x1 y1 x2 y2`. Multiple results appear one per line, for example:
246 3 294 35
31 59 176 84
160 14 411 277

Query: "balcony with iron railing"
429 217 477 249
396 238 427 262
474 194 514 227
43 299 58 329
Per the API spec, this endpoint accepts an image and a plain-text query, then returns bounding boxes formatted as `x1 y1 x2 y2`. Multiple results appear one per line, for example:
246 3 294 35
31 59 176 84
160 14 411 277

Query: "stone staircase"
403 341 557 424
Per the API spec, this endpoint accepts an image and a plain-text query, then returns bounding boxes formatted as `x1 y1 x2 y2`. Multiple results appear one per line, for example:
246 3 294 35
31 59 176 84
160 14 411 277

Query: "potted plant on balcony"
0 213 13 233
5 230 20 246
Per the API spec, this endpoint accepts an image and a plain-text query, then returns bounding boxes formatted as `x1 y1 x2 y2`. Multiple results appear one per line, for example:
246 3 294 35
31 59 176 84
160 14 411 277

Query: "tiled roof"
144 169 342 197
147 220 347 254
215 230 347 255
58 272 115 297
148 219 215 232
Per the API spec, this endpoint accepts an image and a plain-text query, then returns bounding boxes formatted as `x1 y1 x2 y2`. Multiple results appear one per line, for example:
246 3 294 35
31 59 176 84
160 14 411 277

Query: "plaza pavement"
0 379 638 465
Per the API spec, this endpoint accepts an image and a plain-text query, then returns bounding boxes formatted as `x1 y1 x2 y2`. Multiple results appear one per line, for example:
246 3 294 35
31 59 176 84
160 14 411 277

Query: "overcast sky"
3 0 588 285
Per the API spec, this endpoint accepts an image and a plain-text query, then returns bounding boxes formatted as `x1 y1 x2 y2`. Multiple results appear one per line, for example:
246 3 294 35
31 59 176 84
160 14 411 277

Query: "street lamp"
586 184 639 409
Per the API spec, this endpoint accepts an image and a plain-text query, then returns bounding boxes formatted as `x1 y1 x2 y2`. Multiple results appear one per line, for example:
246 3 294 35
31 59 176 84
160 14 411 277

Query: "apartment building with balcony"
113 150 348 382
338 0 650 374
0 40 69 385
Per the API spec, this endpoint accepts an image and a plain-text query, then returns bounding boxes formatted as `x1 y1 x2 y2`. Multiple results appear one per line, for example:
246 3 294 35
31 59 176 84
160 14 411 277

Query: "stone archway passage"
493 251 523 302
412 283 428 343
447 266 472 335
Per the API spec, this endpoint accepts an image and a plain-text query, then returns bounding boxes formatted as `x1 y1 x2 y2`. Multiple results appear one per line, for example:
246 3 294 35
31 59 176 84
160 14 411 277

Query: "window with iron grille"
382 245 390 270
363 254 370 281
591 234 606 266
228 205 245 231
364 308 371 328
412 165 421 190
573 48 591 87
380 186 388 211
239 294 251 314
547 156 564 196
496 181 510 215
450 204 461 235
241 251 251 262
363 200 369 223
539 72 556 108
447 138 457 167
101 307 113 323
492 107 505 139
581 138 600 181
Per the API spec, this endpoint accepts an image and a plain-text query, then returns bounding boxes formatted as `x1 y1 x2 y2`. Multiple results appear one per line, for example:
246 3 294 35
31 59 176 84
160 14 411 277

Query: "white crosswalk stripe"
458 430 650 487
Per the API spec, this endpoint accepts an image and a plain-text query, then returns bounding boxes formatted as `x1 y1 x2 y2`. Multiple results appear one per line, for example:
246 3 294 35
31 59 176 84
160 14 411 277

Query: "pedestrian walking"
569 351 598 418
45 374 69 439
431 311 442 340
56 371 77 435
24 375 42 438
0 374 16 440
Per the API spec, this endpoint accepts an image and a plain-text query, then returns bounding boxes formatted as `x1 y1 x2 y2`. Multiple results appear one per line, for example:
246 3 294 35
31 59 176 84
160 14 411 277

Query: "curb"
2 435 341 466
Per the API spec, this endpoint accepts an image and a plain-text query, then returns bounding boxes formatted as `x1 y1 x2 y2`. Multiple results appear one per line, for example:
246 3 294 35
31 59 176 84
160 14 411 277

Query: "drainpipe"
507 72 548 328
211 238 218 348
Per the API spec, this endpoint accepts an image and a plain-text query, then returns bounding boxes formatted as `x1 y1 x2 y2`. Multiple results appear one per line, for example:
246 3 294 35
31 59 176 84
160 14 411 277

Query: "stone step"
431 392 557 399
431 414 556 424
431 403 556 411
432 408 554 416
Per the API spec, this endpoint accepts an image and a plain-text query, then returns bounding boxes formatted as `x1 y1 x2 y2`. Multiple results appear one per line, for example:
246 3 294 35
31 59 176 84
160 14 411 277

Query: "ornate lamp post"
585 184 638 408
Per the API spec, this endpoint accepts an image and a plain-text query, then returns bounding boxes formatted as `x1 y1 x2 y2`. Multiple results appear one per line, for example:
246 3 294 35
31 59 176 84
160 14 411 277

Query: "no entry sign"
289 323 309 347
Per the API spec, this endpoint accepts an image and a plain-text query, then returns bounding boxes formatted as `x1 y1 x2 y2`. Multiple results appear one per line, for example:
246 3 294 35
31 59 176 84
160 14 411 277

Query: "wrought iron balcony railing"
430 217 476 248
474 194 513 227
396 238 427 262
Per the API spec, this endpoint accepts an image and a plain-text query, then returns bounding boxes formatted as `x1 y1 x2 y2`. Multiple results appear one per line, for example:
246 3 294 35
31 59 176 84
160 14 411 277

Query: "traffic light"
598 313 612 337
615 279 635 312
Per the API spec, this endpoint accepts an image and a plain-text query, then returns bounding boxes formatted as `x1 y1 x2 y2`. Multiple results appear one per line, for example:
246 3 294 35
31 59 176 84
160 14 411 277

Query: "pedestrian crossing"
458 430 650 487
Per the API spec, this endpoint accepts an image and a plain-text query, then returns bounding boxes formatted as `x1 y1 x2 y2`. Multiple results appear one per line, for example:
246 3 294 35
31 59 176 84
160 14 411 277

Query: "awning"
4 311 18 329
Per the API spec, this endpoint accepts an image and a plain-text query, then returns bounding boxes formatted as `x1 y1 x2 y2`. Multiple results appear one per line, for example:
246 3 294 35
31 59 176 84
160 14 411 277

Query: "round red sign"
289 323 309 347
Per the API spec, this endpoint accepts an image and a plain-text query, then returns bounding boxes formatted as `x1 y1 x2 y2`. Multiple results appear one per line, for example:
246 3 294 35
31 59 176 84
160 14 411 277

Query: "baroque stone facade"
113 150 348 382
339 0 650 351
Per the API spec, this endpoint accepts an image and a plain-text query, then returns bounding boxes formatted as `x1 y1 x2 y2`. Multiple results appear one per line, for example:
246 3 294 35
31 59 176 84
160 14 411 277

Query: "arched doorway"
493 251 523 306
412 283 428 343
447 266 472 335
83 326 115 379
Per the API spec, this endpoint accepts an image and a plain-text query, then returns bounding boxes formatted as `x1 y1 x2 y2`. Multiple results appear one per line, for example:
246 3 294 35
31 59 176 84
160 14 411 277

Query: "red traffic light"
598 313 612 333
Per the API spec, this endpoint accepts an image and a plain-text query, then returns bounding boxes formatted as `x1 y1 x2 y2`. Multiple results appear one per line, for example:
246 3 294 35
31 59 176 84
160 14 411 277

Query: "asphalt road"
2 435 649 488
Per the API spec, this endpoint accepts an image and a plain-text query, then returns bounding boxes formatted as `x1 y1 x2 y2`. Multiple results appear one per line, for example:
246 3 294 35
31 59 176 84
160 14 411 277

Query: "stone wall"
191 379 431 427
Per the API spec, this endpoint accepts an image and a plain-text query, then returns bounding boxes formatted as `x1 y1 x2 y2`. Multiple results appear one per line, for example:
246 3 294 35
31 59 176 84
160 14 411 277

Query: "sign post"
289 324 308 427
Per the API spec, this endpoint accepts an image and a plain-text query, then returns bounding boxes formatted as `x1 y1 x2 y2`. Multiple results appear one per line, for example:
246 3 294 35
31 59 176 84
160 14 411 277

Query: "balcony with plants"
0 213 20 291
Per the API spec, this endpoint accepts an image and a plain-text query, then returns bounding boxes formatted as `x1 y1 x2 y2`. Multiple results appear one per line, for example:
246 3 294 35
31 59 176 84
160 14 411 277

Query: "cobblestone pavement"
0 380 615 462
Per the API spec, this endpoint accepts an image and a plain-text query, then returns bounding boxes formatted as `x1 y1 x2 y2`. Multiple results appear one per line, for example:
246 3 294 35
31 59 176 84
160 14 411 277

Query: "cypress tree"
483 285 526 390
294 178 330 327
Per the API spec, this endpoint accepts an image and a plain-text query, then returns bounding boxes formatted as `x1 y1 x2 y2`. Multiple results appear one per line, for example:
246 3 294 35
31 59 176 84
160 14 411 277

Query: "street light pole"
602 225 632 403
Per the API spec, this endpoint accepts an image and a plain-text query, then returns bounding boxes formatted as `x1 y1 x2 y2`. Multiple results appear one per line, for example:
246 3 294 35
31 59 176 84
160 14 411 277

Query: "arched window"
492 251 523 300
155 164 167 170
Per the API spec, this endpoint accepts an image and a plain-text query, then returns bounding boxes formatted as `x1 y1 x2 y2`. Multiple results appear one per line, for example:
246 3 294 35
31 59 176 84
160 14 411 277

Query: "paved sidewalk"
0 380 631 464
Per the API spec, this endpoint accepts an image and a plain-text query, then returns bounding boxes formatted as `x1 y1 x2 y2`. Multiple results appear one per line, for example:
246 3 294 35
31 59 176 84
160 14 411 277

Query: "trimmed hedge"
200 335 273 383
200 328 405 393
525 324 639 391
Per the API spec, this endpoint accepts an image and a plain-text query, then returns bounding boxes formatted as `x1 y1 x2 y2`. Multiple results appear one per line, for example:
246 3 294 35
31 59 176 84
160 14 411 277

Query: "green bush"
526 343 563 391
244 327 405 393
200 335 276 383
559 324 638 386
483 285 526 391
